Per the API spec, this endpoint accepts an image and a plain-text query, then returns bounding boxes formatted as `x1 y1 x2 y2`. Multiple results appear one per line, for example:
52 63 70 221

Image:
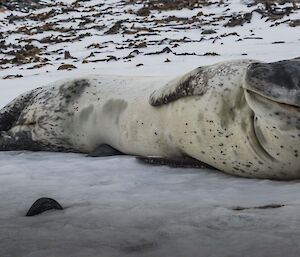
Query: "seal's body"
1 59 299 179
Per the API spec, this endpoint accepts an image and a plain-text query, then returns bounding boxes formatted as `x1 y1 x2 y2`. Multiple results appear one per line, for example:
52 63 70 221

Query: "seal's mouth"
245 89 300 112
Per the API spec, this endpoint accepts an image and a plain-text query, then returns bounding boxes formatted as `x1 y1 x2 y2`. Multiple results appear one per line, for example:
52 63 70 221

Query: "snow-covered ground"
1 152 300 257
0 0 300 256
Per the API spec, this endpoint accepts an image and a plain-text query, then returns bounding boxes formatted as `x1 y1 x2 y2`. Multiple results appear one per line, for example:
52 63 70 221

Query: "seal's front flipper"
136 156 214 169
87 144 124 157
149 66 209 106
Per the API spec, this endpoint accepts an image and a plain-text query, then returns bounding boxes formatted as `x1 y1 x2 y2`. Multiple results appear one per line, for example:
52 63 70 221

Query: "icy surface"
0 0 300 256
1 152 300 257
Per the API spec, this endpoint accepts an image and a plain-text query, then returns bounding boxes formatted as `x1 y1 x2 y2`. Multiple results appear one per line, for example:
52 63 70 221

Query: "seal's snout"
245 59 300 108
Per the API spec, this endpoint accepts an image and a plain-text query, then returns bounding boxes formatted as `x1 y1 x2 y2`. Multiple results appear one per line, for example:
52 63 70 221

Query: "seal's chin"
245 89 300 113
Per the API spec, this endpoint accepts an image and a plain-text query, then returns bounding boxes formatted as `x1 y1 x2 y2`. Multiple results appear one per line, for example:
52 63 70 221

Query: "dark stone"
232 204 284 211
26 197 63 216
136 7 150 16
0 0 42 12
201 29 217 35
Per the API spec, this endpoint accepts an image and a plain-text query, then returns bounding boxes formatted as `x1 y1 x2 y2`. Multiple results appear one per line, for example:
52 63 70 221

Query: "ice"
0 152 299 257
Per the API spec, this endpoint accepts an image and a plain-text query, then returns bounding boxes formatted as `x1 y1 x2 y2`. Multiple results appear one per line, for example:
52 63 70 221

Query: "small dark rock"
106 55 118 62
145 47 173 56
105 20 123 35
64 50 74 59
201 29 217 35
86 43 103 49
134 42 147 48
289 19 300 27
203 52 220 56
57 64 77 70
225 12 252 27
0 0 43 12
26 197 63 216
272 41 285 44
232 204 284 211
136 7 150 16
3 74 23 79
123 50 140 59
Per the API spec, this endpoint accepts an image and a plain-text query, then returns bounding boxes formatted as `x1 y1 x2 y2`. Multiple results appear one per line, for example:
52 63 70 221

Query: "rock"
57 64 77 70
272 41 285 44
26 197 63 216
105 20 123 35
289 19 300 27
201 29 217 35
3 74 23 79
232 204 284 211
86 43 103 49
123 50 140 59
145 47 173 56
136 7 150 16
134 42 147 48
224 12 253 27
106 55 118 62
0 0 43 12
203 52 220 56
64 51 74 59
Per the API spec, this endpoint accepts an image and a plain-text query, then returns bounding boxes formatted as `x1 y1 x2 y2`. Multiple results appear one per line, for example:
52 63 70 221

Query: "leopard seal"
0 58 299 179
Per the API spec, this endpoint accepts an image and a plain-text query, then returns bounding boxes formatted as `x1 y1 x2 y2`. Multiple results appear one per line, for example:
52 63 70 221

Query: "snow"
0 0 300 256
1 152 300 257
0 152 300 257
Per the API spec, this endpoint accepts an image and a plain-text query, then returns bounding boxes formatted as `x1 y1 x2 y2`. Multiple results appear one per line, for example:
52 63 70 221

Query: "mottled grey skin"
0 79 90 152
0 58 299 179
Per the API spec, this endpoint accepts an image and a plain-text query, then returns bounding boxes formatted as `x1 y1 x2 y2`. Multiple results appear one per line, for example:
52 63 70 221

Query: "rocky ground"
0 0 299 78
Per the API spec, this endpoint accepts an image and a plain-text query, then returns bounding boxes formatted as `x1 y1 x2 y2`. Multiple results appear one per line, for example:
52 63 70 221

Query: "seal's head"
244 58 300 120
243 58 300 178
244 58 300 108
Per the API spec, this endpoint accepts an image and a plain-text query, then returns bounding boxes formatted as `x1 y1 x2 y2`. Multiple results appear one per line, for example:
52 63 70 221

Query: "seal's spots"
0 58 299 179
59 79 90 104
26 197 63 216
